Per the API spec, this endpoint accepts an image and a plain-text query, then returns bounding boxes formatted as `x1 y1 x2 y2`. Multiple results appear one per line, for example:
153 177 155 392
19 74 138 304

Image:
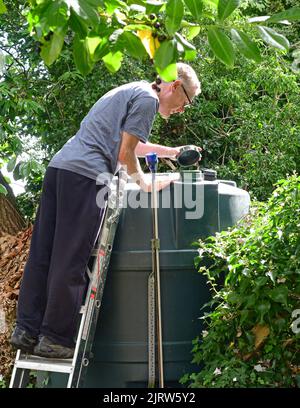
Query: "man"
11 63 201 358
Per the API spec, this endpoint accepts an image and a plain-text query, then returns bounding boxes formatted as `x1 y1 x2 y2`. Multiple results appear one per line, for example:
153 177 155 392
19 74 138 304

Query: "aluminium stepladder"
9 170 127 388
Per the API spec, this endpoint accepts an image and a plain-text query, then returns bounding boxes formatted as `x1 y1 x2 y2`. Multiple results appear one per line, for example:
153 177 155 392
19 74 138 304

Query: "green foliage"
22 0 300 78
0 0 299 214
0 183 7 195
16 167 44 221
0 377 7 388
180 175 300 388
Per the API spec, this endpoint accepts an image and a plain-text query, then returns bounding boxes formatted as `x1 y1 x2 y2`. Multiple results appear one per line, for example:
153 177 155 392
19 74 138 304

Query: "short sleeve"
122 96 158 143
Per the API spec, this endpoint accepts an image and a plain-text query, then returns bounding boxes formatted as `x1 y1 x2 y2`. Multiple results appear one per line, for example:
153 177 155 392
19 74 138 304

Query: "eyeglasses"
181 84 192 106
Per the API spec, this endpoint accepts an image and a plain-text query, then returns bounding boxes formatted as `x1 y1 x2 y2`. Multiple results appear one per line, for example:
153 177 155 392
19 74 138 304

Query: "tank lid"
177 145 201 167
203 169 217 181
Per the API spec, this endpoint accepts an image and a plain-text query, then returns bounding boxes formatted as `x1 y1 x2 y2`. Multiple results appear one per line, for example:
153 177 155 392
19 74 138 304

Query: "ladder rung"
15 355 73 374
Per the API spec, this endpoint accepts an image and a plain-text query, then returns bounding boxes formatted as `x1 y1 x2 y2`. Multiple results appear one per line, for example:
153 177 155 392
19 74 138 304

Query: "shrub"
180 175 300 388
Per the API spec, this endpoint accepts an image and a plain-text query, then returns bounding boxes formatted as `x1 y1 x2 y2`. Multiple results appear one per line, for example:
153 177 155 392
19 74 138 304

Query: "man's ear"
171 79 181 92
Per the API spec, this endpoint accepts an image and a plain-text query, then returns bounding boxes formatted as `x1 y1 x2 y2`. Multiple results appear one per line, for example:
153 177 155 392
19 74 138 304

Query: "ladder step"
15 355 73 374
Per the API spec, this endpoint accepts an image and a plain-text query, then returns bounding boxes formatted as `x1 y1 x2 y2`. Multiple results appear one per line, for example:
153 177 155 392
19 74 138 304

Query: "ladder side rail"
9 351 30 388
70 172 126 387
73 210 120 388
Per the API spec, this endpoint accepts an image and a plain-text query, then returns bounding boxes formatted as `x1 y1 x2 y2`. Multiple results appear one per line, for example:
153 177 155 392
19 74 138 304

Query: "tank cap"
177 145 201 167
203 169 217 181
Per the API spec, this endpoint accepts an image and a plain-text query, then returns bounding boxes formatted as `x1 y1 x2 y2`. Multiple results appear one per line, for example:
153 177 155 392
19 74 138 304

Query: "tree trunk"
0 171 25 235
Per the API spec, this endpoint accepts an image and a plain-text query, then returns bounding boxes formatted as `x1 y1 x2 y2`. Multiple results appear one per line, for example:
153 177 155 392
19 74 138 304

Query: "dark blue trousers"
17 167 106 348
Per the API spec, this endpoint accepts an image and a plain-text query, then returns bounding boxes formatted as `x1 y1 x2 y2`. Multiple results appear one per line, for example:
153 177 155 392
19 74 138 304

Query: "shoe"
33 336 74 359
10 326 38 353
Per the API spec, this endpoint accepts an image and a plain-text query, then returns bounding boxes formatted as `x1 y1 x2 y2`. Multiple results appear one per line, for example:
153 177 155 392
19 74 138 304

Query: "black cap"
177 145 201 167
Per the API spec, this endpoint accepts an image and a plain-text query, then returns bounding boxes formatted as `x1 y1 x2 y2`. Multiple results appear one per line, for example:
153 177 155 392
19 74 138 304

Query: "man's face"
159 81 192 119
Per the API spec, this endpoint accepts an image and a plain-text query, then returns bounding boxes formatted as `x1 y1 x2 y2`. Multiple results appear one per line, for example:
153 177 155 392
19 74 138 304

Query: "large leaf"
257 26 290 51
69 8 88 39
156 63 177 82
19 162 29 178
40 27 66 66
166 0 184 36
268 7 300 23
175 32 196 60
218 0 240 21
0 0 6 14
183 0 203 21
73 34 94 75
102 51 123 73
137 29 159 58
184 49 197 60
7 156 17 173
93 37 110 60
0 184 7 195
66 0 100 26
145 0 165 14
248 16 270 23
154 39 177 70
86 36 102 57
41 1 69 29
104 0 124 15
13 162 22 181
231 29 261 63
186 25 200 40
120 32 146 60
256 300 271 323
175 32 196 50
207 27 235 67
268 286 288 305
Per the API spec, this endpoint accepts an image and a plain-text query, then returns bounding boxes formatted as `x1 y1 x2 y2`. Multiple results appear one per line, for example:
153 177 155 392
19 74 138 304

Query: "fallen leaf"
252 324 270 349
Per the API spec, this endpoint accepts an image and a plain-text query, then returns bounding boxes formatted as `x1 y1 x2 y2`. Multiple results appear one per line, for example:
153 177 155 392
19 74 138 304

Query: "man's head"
156 63 201 119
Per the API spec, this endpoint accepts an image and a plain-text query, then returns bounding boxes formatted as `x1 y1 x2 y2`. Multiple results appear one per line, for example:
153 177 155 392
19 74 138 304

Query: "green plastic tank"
43 169 250 388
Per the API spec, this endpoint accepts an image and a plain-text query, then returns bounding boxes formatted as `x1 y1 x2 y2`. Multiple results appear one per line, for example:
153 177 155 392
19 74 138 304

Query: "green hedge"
180 175 300 388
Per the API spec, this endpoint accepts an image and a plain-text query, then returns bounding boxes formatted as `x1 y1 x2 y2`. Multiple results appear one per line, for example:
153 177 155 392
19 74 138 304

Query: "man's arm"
118 132 178 192
135 141 178 158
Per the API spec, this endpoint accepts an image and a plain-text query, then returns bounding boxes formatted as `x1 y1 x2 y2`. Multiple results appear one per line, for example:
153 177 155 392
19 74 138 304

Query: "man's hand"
156 173 180 192
135 142 203 161
172 145 203 160
140 173 180 192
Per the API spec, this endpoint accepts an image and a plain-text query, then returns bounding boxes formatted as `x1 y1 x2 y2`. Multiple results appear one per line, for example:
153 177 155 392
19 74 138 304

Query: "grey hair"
176 62 201 98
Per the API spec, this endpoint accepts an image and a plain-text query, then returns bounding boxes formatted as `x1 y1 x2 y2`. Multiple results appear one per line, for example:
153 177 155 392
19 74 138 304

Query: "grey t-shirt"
48 81 159 182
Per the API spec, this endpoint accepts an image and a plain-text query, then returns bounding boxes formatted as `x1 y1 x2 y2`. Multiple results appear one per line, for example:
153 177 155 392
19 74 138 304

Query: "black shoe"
10 326 38 353
33 336 74 359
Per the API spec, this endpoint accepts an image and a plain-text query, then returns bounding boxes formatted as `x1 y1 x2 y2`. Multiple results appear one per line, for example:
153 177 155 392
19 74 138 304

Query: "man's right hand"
140 173 180 192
